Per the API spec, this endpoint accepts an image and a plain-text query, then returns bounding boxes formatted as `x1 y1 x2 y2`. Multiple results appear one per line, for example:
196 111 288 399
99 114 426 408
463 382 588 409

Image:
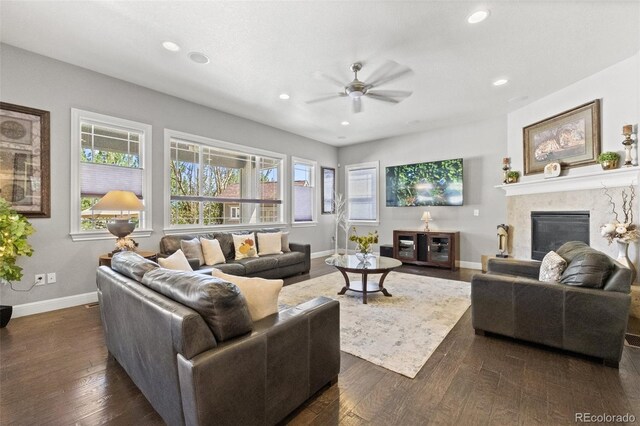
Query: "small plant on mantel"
597 151 620 170
506 170 520 184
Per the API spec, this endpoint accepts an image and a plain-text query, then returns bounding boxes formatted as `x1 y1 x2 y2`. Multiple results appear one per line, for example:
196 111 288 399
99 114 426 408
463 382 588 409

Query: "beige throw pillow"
158 249 193 271
180 238 205 266
539 251 567 283
200 238 226 266
257 232 282 256
281 232 291 252
211 269 283 321
232 233 258 259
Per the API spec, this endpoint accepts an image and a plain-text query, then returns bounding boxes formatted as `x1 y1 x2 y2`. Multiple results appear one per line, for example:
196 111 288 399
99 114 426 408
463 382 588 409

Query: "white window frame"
291 156 318 227
70 109 153 241
345 161 380 225
229 206 240 219
163 129 288 232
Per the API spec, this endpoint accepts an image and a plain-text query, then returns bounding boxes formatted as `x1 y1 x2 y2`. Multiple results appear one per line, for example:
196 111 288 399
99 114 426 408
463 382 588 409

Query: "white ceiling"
1 1 638 146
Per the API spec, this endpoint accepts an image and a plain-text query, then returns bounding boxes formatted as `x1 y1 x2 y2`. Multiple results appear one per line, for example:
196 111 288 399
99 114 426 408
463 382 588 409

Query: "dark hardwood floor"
2 258 639 425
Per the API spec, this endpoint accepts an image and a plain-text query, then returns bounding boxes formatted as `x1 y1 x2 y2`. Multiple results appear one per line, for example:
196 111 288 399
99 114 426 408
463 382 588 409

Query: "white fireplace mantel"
495 166 640 196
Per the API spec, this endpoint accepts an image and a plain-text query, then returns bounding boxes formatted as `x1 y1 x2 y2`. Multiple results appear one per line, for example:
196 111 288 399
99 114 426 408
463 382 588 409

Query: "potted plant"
506 171 520 184
349 227 379 261
0 198 35 327
597 151 620 170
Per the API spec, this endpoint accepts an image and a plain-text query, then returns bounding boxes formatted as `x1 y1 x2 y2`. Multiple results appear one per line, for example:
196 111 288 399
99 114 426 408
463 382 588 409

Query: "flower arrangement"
0 198 34 283
601 185 640 244
349 227 379 254
115 237 138 252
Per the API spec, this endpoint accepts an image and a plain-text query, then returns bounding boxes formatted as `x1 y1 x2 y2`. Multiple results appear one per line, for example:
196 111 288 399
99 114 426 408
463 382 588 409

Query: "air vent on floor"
625 333 640 348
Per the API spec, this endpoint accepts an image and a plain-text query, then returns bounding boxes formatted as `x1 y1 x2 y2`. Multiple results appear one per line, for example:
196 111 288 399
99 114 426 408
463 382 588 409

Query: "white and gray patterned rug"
279 271 471 378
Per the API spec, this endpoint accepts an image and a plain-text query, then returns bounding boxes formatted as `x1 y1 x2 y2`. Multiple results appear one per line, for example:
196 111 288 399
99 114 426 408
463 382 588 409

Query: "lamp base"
423 223 430 231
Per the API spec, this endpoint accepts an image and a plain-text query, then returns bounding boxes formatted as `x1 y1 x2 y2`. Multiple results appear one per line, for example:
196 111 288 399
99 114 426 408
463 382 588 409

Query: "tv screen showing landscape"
386 158 463 206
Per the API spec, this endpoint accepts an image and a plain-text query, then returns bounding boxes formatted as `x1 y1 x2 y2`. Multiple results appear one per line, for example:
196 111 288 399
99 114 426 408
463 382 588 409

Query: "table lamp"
91 190 144 250
421 211 432 231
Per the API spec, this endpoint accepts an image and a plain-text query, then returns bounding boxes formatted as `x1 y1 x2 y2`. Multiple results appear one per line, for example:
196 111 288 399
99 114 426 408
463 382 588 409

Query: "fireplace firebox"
531 211 590 260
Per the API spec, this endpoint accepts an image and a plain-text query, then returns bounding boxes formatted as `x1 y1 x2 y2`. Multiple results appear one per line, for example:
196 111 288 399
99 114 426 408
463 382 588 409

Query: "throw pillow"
212 269 283 321
158 249 193 271
200 237 226 266
257 232 282 256
538 251 567 282
281 231 291 252
180 238 205 267
232 233 258 259
560 251 613 289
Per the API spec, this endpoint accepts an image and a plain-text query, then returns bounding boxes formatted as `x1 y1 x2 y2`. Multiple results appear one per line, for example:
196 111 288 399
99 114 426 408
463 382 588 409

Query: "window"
292 157 317 224
346 161 379 223
70 109 152 241
165 130 285 229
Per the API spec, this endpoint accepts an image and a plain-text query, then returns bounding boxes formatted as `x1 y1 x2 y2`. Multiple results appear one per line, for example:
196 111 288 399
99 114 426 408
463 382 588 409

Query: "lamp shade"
92 190 144 212
421 211 432 221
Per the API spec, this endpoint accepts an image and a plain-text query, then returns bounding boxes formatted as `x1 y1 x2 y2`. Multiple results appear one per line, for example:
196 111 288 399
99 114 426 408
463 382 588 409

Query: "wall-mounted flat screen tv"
386 158 463 206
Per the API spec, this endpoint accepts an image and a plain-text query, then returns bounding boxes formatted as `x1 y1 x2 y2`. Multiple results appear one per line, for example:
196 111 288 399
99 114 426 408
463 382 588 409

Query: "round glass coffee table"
325 255 402 304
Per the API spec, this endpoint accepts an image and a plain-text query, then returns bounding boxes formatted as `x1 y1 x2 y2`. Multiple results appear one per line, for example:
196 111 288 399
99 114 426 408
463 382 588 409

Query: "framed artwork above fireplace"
523 99 601 176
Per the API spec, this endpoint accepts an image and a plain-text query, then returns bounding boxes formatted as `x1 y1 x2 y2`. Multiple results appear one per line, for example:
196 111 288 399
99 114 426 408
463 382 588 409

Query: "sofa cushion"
555 241 593 263
212 269 283 321
111 251 159 281
235 256 279 275
181 238 205 266
281 232 291 252
158 249 193 271
160 234 199 255
197 262 247 276
200 237 226 266
560 252 614 289
212 232 237 261
141 268 252 342
257 232 282 256
233 233 259 259
538 251 567 282
275 251 306 268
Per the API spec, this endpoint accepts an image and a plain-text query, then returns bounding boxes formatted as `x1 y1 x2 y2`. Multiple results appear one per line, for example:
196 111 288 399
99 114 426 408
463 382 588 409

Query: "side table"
98 250 157 267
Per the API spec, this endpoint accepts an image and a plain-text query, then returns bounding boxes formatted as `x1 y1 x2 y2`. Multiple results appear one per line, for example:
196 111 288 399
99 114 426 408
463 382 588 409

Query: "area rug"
279 271 470 378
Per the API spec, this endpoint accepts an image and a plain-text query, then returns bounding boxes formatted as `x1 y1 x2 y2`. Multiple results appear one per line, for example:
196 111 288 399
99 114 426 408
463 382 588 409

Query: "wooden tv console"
392 230 460 271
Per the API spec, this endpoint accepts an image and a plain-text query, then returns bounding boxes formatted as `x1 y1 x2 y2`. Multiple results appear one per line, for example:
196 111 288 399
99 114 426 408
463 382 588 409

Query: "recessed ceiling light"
341 121 350 126
162 41 181 52
467 10 490 24
189 52 210 64
279 93 290 100
493 78 509 86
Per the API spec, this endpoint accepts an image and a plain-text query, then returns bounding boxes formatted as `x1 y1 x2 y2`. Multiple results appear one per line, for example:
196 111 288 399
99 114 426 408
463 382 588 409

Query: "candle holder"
622 125 634 167
502 157 510 184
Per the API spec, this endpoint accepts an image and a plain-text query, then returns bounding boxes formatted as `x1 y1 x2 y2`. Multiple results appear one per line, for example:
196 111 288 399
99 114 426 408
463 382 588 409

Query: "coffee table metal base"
337 270 393 304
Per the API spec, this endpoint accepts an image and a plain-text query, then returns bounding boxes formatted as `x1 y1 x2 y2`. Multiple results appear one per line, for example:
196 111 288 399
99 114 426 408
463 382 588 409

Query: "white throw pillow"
158 249 193 271
200 237 226 266
281 232 291 252
257 232 283 256
539 250 567 282
232 233 258 259
211 269 283 321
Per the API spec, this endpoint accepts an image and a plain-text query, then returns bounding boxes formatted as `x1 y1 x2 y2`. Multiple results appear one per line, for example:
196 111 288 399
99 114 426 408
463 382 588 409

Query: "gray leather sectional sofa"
159 229 310 278
96 252 340 425
471 241 632 366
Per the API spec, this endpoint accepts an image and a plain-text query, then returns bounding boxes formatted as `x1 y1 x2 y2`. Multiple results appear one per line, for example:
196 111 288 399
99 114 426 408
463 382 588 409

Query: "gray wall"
0 44 337 306
337 116 507 265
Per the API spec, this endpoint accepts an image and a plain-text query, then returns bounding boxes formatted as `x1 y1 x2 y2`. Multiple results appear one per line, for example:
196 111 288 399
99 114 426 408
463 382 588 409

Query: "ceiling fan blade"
366 90 412 98
364 93 400 103
306 93 345 104
366 64 413 89
363 61 398 87
319 73 346 88
352 97 362 113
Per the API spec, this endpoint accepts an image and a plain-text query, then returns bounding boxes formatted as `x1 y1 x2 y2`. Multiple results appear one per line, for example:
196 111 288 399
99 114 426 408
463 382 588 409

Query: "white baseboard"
457 260 482 270
12 291 98 318
311 249 334 259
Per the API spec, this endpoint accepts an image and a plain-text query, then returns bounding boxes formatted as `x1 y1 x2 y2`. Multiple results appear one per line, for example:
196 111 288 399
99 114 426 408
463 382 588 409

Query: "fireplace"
531 211 590 260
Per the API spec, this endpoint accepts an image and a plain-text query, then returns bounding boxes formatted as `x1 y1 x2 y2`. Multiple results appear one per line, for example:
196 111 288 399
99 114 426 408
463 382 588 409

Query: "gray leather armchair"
471 242 632 367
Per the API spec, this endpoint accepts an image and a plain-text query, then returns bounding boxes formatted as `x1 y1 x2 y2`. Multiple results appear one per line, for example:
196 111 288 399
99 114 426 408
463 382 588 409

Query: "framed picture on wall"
321 166 335 214
523 99 600 175
0 102 51 217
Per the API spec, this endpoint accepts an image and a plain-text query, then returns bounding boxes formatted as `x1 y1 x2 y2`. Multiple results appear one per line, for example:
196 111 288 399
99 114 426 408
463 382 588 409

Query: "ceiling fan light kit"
307 61 413 113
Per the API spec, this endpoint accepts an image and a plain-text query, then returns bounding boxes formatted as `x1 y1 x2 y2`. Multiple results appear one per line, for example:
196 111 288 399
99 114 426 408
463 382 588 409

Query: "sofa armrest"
487 258 541 279
177 297 339 426
289 242 311 273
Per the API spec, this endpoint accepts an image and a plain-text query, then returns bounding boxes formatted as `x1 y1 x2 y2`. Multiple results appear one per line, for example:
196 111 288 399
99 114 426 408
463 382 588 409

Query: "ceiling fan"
307 61 413 113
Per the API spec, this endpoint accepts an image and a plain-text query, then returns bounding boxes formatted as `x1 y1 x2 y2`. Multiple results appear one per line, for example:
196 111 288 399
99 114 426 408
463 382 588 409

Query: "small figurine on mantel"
501 157 510 184
497 224 509 258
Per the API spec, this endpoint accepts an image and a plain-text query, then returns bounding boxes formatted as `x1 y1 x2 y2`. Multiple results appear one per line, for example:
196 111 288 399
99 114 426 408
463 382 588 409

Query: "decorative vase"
355 245 373 261
600 159 618 170
616 240 637 283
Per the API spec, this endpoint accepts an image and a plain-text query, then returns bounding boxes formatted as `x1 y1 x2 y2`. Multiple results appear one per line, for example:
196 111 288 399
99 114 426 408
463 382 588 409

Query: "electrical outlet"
35 274 46 286
47 273 57 284
473 209 480 216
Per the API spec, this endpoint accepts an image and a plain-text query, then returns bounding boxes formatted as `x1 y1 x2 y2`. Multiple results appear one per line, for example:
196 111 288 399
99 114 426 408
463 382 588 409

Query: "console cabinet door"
427 234 452 267
394 231 417 262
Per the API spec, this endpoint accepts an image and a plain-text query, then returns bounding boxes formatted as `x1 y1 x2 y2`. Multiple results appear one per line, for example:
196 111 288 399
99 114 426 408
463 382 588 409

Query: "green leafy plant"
507 171 520 179
597 151 620 163
349 227 379 253
0 198 35 283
